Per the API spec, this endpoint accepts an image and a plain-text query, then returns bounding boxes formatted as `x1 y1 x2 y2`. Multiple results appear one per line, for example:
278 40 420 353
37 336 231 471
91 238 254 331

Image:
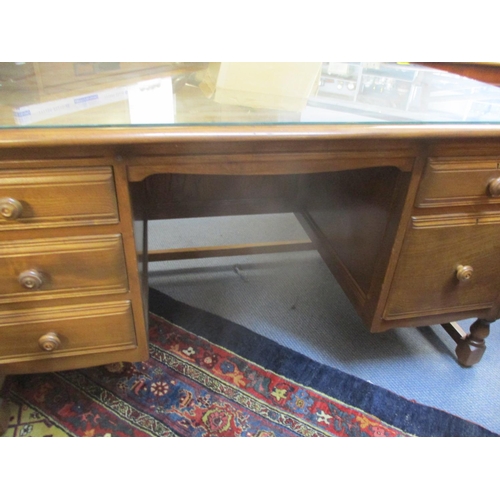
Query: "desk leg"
0 375 10 436
105 362 132 373
442 319 493 367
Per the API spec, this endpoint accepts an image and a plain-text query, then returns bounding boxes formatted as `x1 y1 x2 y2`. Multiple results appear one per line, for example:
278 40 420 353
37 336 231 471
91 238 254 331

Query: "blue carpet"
149 287 498 437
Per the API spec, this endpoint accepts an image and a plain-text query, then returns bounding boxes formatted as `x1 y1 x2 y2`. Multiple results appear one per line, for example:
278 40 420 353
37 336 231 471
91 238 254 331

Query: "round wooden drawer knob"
0 197 23 220
456 265 474 282
38 332 61 352
488 177 500 197
19 269 44 290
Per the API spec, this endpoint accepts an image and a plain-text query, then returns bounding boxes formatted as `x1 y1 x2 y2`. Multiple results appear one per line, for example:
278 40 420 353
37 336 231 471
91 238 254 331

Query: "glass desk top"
2 62 500 129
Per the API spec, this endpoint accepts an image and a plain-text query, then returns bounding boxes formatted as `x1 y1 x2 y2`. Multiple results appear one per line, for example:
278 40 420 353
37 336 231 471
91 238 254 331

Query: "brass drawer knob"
38 332 61 352
0 197 23 220
18 269 44 290
488 177 500 197
456 265 474 282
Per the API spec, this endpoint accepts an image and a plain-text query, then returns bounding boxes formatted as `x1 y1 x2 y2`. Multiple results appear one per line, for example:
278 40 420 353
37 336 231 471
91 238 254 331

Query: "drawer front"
0 301 136 362
416 158 500 208
384 217 500 319
0 234 128 301
0 167 119 230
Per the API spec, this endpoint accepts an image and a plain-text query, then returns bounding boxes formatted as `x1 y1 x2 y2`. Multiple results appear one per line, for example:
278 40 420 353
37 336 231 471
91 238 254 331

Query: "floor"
148 214 500 435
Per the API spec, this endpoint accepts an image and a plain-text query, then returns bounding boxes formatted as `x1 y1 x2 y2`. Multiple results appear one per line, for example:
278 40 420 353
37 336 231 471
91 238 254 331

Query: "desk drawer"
384 216 500 319
416 158 500 208
0 234 128 301
0 167 119 230
0 301 136 362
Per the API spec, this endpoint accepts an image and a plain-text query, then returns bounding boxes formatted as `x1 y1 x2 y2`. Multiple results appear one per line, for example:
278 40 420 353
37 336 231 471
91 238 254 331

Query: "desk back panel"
140 173 300 219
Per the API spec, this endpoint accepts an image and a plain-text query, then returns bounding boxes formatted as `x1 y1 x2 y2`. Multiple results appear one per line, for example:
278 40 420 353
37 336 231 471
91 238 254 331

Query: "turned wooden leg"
105 362 126 373
105 362 134 373
442 319 494 367
0 375 10 436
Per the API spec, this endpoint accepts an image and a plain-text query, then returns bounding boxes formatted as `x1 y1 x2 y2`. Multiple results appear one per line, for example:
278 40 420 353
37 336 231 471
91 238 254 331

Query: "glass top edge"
5 121 500 130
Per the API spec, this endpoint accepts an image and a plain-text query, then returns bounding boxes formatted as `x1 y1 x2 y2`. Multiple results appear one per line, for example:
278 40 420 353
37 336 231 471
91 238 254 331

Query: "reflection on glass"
1 62 500 127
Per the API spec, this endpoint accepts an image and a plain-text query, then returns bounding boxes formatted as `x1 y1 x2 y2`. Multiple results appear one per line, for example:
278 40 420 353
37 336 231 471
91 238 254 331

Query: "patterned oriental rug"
2 288 497 437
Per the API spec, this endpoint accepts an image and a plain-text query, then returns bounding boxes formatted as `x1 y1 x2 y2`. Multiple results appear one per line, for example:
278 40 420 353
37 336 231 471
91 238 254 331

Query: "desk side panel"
296 167 410 325
298 168 400 290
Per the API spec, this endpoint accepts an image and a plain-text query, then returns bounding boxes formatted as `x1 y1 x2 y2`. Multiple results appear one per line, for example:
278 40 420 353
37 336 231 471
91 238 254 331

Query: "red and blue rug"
2 288 497 437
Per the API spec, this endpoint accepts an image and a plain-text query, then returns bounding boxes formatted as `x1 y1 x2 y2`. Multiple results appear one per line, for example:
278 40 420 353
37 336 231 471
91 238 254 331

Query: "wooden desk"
1 62 500 378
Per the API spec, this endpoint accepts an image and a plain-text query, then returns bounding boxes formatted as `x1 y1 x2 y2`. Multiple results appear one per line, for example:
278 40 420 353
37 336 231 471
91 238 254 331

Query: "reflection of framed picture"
73 62 121 76
94 62 121 73
73 63 95 76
